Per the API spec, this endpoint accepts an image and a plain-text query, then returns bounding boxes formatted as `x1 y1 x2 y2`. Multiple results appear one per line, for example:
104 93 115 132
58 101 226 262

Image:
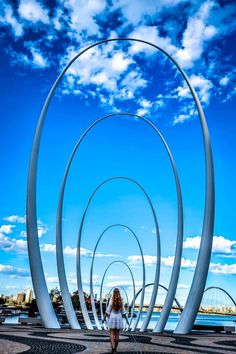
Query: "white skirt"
108 314 124 329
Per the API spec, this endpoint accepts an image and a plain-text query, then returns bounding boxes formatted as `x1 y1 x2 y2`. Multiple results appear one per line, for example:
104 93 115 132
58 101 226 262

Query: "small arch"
99 260 136 331
88 223 145 331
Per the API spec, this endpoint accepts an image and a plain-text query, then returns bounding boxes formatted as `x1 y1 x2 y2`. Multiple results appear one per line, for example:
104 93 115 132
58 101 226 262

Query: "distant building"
25 289 33 303
17 292 25 304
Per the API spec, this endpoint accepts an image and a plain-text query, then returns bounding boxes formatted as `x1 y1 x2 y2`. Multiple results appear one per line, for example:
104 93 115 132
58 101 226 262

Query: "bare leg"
115 329 119 351
110 329 115 352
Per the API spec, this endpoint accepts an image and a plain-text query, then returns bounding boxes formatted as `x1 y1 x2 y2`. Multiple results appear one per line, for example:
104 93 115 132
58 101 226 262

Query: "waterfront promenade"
0 325 235 353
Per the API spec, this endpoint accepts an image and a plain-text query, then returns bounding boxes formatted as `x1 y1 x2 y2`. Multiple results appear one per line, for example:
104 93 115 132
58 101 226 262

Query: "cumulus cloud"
175 1 217 69
60 44 147 105
127 252 236 275
40 243 120 258
0 263 30 277
3 215 26 223
0 224 15 235
128 254 197 269
183 235 236 255
112 0 184 26
0 4 23 37
62 0 106 37
129 25 177 56
209 262 236 275
128 254 157 266
105 280 143 288
219 76 230 87
18 0 49 24
176 74 213 104
0 0 235 124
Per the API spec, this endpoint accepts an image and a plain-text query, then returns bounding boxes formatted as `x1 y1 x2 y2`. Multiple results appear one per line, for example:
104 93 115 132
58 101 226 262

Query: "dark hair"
112 288 122 311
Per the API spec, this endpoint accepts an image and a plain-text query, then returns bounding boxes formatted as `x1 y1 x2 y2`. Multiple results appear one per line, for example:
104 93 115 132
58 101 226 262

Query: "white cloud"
128 255 157 266
183 235 236 254
173 114 190 125
30 47 48 68
209 262 236 275
105 280 143 288
176 74 213 105
46 276 59 284
127 254 196 269
59 44 148 107
0 224 15 235
18 0 49 24
129 25 177 56
190 74 213 104
40 243 56 253
3 215 26 223
219 76 230 86
0 263 30 277
175 1 217 69
113 0 184 26
63 0 106 37
110 52 133 72
0 4 23 37
37 220 48 237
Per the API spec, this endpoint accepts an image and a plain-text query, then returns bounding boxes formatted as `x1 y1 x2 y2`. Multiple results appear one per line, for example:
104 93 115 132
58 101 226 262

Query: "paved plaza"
0 325 235 354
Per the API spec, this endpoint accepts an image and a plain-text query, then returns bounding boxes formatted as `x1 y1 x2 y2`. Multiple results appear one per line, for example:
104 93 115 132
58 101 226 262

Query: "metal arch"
130 283 182 313
107 286 130 308
99 260 136 331
203 287 236 307
26 38 214 332
88 224 145 331
57 113 182 331
76 176 158 331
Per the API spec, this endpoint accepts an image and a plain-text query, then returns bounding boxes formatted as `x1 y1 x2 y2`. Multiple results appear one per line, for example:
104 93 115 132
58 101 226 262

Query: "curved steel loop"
99 260 136 331
27 38 214 332
57 114 182 331
76 177 157 330
130 283 182 313
107 286 130 308
88 224 145 331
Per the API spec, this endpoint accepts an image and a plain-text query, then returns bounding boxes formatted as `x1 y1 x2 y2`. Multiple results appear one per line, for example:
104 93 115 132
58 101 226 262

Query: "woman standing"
104 288 127 353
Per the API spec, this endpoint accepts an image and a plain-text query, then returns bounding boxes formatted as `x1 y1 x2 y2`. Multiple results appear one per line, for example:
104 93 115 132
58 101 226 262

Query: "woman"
104 288 127 353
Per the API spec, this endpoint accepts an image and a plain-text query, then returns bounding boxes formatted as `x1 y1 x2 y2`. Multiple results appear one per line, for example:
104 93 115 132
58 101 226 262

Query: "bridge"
110 284 236 316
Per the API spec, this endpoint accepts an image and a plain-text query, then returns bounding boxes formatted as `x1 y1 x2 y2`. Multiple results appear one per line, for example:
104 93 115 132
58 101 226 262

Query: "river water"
3 312 236 331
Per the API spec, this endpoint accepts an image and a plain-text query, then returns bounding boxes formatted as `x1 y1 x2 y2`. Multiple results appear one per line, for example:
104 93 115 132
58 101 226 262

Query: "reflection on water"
4 313 28 324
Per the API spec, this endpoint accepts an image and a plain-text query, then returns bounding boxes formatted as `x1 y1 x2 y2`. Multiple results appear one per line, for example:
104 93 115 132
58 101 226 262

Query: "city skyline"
0 0 236 308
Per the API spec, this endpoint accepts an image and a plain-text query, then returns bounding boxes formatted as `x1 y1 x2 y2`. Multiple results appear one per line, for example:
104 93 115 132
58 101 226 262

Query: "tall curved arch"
203 287 236 307
56 114 182 331
99 260 136 331
87 224 145 331
130 283 182 313
26 38 214 332
74 176 158 331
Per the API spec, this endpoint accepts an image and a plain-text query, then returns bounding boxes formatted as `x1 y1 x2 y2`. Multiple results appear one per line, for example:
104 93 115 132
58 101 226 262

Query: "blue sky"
0 0 236 307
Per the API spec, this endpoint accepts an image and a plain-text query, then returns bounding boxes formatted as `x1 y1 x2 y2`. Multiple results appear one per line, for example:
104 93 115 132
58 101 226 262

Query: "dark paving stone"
0 333 86 353
214 339 236 347
171 336 197 345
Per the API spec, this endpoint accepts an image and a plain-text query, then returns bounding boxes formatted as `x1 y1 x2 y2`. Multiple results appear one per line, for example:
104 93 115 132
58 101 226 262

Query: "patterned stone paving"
0 325 235 353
